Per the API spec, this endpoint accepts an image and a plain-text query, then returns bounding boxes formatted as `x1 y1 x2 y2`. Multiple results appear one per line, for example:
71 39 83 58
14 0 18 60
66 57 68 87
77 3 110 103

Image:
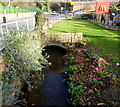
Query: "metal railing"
0 6 38 14
71 0 119 1
0 17 35 35
0 16 35 50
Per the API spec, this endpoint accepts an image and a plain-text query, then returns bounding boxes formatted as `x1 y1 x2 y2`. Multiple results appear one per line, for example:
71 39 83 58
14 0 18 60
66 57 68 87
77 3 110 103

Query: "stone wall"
89 20 120 31
0 55 4 72
41 32 83 49
45 32 83 43
73 1 96 12
43 18 54 31
0 56 4 106
0 56 5 107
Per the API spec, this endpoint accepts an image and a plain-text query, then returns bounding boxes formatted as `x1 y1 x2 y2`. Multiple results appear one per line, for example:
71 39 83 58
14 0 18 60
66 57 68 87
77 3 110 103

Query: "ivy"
2 31 50 105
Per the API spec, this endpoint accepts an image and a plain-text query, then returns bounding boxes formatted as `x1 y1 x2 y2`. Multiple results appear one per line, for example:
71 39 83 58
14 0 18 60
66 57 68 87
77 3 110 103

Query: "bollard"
3 16 6 23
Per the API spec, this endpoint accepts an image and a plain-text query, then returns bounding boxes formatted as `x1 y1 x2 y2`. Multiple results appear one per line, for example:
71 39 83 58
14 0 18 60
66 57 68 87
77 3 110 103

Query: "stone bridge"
0 32 83 106
42 32 83 49
0 13 83 106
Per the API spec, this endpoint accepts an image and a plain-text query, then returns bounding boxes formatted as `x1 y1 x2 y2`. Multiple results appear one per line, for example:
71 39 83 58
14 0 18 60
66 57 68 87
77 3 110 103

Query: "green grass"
47 20 120 62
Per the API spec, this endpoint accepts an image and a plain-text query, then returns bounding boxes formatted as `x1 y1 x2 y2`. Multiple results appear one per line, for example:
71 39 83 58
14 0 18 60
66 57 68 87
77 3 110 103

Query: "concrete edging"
89 20 120 31
45 32 83 43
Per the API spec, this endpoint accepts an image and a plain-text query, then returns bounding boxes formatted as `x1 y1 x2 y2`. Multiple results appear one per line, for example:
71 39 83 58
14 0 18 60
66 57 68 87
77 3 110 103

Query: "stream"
27 45 69 106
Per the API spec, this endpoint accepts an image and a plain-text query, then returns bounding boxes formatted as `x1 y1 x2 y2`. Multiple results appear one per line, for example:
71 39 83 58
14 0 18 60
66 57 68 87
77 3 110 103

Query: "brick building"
69 0 119 12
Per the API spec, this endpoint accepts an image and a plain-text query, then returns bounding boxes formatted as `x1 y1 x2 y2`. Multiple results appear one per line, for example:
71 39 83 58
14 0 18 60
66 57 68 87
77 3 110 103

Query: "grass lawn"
47 20 120 63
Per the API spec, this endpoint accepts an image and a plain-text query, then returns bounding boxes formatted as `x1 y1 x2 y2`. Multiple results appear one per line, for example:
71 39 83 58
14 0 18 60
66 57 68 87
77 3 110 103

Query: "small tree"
35 10 46 31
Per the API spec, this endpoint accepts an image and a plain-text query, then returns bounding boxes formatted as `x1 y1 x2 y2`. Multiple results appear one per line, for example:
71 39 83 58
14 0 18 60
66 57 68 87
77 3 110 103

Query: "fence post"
26 19 29 31
2 7 4 14
0 25 3 35
25 7 27 12
33 17 35 30
5 24 9 33
8 7 9 13
14 6 15 13
9 7 11 13
16 21 19 30
21 7 23 13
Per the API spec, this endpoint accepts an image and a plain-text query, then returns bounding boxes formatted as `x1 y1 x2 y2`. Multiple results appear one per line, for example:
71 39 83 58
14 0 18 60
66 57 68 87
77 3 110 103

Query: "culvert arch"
42 45 67 73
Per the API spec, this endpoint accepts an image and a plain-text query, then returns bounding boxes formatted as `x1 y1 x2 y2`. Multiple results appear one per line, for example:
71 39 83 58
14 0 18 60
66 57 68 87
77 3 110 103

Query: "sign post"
3 0 11 23
70 2 74 11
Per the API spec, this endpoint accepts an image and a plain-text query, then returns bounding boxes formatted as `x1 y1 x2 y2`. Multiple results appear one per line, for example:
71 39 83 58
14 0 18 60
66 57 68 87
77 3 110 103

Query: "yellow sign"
70 2 74 5
98 5 107 11
61 7 63 10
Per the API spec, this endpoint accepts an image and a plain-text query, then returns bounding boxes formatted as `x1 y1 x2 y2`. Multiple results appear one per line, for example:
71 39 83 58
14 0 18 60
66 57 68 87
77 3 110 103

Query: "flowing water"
27 46 69 106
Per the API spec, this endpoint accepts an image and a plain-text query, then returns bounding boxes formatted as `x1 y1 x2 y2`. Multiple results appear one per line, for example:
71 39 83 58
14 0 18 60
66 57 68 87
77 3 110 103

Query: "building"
70 0 119 12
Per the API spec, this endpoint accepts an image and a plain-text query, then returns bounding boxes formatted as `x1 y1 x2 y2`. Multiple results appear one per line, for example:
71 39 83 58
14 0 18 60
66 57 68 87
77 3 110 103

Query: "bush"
35 10 46 31
2 31 50 105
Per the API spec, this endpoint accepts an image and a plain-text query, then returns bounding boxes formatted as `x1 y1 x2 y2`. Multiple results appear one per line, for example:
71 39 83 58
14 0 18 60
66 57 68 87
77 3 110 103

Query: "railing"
71 0 119 1
71 0 97 2
0 6 38 14
0 3 48 14
0 17 35 35
0 16 35 50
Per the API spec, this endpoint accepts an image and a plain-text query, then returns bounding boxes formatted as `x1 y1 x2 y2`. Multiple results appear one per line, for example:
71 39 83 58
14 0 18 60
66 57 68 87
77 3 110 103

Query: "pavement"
0 12 37 52
0 12 36 24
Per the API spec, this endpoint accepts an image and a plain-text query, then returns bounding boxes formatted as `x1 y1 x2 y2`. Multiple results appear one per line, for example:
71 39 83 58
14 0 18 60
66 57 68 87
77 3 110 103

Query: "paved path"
46 14 71 25
0 12 36 24
0 12 36 52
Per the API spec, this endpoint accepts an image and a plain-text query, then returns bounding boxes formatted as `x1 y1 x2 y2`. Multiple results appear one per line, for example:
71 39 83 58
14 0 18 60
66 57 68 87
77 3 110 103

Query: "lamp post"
65 1 66 14
3 0 11 23
65 0 69 14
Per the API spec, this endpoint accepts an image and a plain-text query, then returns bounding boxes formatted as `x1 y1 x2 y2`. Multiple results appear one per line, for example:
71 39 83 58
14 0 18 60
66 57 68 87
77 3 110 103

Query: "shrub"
35 10 46 31
2 31 50 105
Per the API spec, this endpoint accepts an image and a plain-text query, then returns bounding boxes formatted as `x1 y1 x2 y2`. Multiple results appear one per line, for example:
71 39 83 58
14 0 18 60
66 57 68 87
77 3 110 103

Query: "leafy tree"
36 1 51 12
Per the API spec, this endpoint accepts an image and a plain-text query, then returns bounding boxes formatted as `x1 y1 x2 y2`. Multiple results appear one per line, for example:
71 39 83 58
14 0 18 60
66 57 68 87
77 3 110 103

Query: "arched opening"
42 45 67 73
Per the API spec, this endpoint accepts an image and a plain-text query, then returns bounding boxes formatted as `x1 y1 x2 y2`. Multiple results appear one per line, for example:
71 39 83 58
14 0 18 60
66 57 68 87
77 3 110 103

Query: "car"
51 11 57 15
66 12 73 18
88 11 96 19
64 10 70 14
59 10 64 14
113 14 120 26
73 10 86 15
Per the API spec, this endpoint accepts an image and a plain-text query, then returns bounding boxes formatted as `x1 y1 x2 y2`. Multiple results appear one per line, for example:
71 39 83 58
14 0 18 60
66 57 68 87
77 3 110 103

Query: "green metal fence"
0 5 39 14
42 9 48 12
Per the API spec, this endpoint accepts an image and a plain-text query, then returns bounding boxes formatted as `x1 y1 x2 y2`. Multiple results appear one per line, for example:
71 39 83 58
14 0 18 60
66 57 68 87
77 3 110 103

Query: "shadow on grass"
49 20 119 36
86 35 120 62
48 28 70 33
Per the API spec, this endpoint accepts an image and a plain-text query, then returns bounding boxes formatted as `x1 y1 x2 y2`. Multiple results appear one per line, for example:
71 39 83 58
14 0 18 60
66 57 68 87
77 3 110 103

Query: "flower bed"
63 47 115 106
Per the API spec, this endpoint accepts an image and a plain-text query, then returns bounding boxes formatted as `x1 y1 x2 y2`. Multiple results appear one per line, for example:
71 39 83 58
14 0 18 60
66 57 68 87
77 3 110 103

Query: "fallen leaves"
63 47 115 106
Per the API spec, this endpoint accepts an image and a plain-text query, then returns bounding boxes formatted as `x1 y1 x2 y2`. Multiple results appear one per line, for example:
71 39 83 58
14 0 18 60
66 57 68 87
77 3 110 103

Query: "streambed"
27 46 69 106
